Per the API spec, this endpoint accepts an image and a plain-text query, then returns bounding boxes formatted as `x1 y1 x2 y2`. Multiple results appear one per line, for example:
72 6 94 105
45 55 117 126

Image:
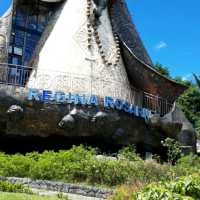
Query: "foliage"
177 86 200 124
154 62 200 138
154 62 171 78
161 138 182 164
0 180 31 194
174 154 200 176
109 174 200 200
0 192 61 200
0 146 174 187
57 192 69 200
193 74 200 89
117 146 142 162
0 146 199 188
0 146 144 186
177 85 200 138
173 76 192 87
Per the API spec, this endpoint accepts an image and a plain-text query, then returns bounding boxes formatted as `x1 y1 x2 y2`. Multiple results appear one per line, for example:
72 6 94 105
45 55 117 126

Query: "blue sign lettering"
88 95 98 106
42 90 53 101
75 94 87 105
27 88 151 121
114 99 123 110
28 88 40 101
128 104 136 115
55 92 65 103
104 96 114 108
122 101 130 113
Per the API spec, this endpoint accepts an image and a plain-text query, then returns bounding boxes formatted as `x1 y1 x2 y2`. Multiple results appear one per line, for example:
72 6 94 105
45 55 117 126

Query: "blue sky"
126 0 200 80
0 0 199 80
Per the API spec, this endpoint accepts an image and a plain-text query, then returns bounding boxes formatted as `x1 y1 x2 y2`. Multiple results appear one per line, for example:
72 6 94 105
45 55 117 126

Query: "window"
27 15 37 30
9 0 56 65
14 47 23 56
12 57 19 65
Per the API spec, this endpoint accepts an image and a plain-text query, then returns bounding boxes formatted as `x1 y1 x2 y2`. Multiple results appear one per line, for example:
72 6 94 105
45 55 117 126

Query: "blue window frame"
8 0 56 66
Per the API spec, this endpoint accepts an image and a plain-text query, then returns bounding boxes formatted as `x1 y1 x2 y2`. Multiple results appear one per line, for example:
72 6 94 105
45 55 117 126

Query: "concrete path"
32 188 104 200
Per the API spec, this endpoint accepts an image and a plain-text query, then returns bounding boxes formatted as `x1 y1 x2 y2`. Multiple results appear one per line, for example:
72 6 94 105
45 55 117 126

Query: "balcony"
0 63 32 86
0 63 173 116
143 92 173 116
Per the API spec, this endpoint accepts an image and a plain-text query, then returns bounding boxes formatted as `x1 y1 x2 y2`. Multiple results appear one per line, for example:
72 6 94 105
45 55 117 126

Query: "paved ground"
32 188 104 200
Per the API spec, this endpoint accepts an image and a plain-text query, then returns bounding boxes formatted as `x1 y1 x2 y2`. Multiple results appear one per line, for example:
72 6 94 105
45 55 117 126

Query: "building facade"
0 0 196 154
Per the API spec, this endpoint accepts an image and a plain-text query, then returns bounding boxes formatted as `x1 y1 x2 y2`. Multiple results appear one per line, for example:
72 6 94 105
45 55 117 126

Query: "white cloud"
154 41 168 50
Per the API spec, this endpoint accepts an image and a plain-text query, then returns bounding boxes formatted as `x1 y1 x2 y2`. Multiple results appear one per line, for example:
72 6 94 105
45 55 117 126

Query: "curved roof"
109 0 187 101
109 0 153 66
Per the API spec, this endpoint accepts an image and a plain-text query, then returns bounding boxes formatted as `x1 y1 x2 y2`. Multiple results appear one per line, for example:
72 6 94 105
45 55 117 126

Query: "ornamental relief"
73 21 95 58
28 71 134 103
27 0 134 104
51 75 71 91
73 8 126 84
71 77 90 93
36 74 52 89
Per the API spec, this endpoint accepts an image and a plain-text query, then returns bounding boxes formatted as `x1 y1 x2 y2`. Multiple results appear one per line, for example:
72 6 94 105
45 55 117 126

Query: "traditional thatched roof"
109 0 187 101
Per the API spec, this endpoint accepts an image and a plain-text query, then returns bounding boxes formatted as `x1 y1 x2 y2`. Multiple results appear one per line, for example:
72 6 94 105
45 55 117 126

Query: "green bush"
85 158 141 186
0 146 199 187
117 146 142 162
0 146 145 186
135 185 193 200
110 175 200 200
0 180 31 194
161 138 181 164
173 154 200 177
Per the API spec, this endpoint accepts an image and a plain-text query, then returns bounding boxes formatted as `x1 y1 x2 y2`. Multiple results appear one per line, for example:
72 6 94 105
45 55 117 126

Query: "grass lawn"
0 192 60 200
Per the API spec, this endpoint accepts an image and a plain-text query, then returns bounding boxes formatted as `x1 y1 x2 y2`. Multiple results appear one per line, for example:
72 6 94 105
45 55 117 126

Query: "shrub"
161 138 181 164
117 146 142 162
0 180 31 194
85 158 139 186
135 185 193 200
0 146 199 188
109 175 200 200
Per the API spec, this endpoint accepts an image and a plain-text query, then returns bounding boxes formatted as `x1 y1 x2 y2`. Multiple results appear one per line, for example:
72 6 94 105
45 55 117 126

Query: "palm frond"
193 73 200 89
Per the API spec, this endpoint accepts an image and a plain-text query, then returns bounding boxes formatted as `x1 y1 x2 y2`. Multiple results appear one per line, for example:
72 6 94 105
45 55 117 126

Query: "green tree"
154 62 200 138
177 85 200 124
154 62 170 78
177 85 200 139
161 138 181 164
193 73 200 89
174 76 192 87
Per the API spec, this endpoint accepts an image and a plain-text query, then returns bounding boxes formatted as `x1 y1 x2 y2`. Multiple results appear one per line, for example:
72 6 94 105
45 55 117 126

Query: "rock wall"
0 84 194 154
0 176 112 199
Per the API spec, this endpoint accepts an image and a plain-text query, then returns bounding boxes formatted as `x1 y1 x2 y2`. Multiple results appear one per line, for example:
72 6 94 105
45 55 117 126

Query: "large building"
0 0 196 154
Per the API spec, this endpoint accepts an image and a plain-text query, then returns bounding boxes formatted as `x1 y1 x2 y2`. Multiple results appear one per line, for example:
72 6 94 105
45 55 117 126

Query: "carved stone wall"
27 0 137 104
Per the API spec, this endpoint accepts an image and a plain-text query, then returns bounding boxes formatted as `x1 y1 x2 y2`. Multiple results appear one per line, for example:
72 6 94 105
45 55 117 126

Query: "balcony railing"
0 63 32 86
143 92 173 116
0 63 173 116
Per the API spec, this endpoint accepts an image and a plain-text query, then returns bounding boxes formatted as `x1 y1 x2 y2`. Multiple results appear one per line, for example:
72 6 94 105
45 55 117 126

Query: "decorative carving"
36 74 52 89
51 75 71 91
28 68 134 104
26 0 135 105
